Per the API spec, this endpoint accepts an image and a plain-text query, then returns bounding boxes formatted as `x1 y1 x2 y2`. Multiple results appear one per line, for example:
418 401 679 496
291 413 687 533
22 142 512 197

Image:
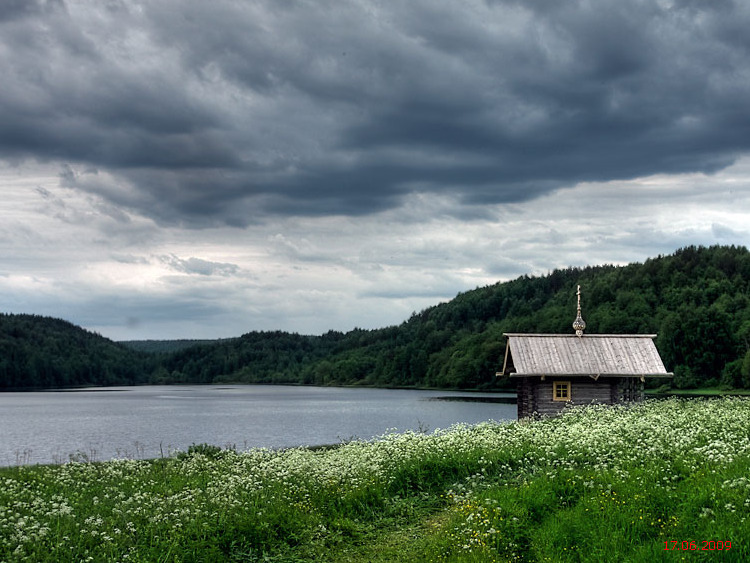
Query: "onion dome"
573 285 586 337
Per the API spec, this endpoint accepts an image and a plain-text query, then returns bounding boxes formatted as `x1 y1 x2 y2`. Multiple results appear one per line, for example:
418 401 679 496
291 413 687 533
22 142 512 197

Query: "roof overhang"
507 372 674 379
502 333 659 338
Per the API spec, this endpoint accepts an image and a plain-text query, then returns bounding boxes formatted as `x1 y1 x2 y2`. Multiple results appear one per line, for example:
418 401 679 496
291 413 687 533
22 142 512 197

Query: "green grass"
2 398 750 561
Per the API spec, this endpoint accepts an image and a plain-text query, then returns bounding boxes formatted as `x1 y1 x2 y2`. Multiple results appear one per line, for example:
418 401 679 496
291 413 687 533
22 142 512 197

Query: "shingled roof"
501 333 673 379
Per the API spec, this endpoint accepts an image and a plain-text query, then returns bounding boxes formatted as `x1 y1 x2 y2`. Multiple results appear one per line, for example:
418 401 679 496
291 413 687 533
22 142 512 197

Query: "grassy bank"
2 398 749 562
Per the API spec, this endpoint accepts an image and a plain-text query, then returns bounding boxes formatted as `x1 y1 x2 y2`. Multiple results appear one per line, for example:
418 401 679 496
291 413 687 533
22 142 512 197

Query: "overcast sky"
2 0 750 340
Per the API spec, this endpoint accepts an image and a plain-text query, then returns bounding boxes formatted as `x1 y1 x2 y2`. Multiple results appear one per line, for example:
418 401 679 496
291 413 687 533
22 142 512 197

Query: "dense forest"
2 245 750 391
0 315 155 389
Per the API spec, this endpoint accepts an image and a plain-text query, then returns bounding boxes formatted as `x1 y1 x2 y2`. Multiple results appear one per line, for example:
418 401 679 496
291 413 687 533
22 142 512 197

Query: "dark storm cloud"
2 0 750 225
0 0 61 22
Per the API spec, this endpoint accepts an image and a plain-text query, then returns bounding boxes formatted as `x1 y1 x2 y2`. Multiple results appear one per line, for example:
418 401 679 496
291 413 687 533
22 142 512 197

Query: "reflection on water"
429 395 516 403
0 385 516 466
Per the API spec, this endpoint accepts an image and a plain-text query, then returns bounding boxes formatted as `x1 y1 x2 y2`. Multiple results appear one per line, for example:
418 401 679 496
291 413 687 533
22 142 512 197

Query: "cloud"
3 160 750 340
2 2 750 341
0 0 58 23
712 223 747 240
1 0 749 227
159 254 240 277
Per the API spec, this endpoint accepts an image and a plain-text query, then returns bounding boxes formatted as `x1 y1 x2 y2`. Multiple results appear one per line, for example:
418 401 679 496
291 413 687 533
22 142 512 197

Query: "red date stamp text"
664 540 732 551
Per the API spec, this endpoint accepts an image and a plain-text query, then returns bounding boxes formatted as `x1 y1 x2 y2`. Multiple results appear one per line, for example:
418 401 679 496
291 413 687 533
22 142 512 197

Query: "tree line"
0 315 154 389
2 245 750 391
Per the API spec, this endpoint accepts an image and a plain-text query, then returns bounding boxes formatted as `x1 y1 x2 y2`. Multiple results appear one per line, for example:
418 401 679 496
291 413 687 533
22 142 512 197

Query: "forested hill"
3 245 750 391
157 245 750 390
121 339 229 354
0 315 155 389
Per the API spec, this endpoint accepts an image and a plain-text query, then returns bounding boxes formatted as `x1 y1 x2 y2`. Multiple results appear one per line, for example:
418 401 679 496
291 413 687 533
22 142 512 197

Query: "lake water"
0 385 516 466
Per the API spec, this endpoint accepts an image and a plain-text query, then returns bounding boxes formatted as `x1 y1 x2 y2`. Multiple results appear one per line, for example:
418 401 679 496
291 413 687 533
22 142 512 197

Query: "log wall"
516 378 534 419
518 377 621 418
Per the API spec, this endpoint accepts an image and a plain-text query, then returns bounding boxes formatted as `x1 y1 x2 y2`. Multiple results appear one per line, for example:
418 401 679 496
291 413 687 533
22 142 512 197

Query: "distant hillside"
120 339 231 354
0 314 156 389
3 245 750 391
159 245 750 391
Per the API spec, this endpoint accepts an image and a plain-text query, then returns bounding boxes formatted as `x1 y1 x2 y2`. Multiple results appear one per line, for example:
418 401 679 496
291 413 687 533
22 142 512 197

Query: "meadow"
2 397 749 562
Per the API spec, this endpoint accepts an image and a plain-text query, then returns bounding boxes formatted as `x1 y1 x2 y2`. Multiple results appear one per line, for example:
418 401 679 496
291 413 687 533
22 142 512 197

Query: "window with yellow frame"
553 380 571 401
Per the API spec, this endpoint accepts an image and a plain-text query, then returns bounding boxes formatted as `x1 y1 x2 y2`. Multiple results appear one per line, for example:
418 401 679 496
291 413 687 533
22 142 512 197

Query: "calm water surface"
0 385 515 466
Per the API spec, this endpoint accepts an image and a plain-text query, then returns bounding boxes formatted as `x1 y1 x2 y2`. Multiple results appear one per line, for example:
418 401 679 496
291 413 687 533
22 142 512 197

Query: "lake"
0 385 516 466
